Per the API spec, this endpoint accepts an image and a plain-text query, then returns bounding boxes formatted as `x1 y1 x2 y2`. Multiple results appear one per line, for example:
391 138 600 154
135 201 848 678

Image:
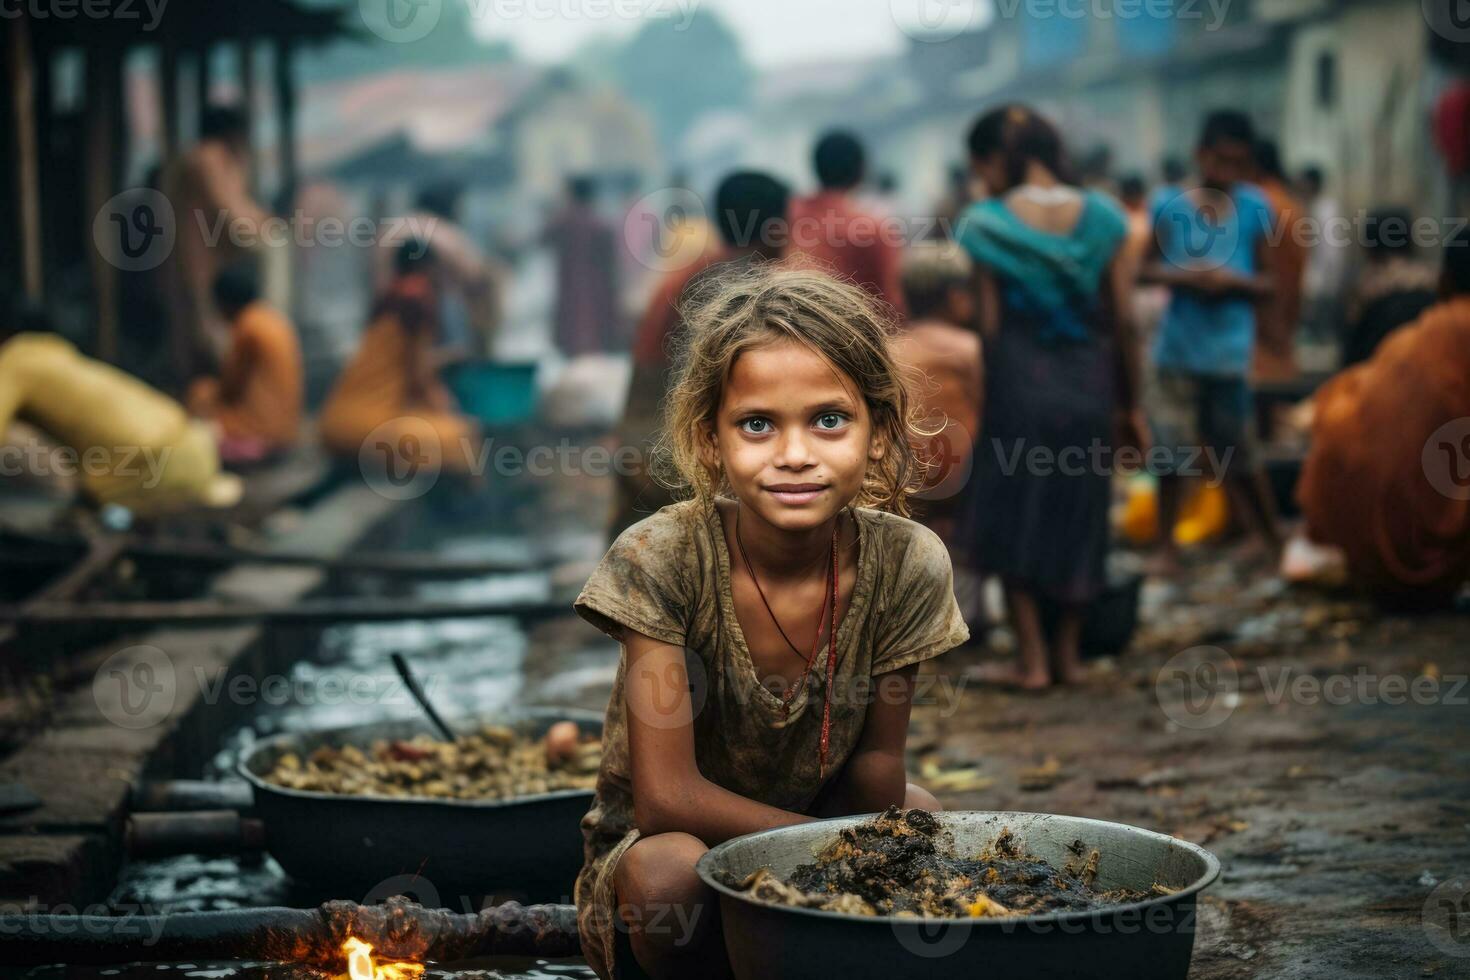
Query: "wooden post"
160 40 179 166
8 15 44 302
85 42 121 361
273 39 297 212
239 36 259 194
197 43 212 118
272 38 298 314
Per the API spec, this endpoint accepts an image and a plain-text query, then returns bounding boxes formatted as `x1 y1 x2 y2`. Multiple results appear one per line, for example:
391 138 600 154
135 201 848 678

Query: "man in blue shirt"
1142 110 1283 571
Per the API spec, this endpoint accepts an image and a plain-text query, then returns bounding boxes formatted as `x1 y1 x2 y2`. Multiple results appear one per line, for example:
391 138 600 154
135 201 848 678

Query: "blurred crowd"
4 96 1468 678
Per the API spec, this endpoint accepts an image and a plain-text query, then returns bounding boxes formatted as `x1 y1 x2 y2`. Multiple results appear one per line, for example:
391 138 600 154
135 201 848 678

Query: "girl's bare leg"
614 832 730 980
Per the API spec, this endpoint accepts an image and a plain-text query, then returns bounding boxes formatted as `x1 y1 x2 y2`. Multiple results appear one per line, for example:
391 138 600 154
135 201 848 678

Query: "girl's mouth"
763 483 828 505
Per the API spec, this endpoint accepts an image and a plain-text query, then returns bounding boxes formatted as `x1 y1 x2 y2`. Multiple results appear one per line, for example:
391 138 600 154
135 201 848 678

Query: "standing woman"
958 105 1146 689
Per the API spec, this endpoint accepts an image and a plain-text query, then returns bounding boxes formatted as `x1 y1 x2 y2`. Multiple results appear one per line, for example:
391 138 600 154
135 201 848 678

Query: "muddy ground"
913 556 1470 979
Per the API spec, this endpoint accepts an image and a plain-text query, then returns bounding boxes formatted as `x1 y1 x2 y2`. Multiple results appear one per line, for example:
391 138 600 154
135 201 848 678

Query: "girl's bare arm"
810 663 918 816
623 629 814 846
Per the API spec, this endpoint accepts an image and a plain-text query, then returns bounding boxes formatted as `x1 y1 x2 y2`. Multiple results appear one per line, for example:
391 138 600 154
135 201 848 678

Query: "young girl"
572 266 970 979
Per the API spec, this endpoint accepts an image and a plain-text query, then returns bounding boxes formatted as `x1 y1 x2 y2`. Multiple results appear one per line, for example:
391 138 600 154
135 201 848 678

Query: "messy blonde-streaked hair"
653 263 932 516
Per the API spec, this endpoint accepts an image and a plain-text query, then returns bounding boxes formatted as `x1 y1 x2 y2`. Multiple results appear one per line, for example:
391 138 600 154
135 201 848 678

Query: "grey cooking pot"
696 810 1221 980
238 707 602 898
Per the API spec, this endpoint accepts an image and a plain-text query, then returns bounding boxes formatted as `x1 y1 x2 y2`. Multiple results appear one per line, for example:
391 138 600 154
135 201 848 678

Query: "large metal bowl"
239 707 601 899
696 810 1220 980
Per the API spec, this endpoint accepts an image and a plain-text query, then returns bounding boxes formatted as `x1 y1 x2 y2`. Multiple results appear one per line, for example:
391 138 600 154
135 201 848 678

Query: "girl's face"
705 338 884 534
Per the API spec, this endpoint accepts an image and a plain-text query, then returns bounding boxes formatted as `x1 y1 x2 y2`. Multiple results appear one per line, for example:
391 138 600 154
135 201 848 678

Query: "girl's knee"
904 781 942 812
616 832 708 908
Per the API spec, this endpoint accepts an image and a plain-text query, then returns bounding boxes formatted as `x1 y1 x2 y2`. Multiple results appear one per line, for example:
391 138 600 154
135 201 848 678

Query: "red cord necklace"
734 504 842 773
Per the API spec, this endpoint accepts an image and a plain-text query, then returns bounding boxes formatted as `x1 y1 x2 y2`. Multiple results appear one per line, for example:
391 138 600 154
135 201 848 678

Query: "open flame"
342 936 426 980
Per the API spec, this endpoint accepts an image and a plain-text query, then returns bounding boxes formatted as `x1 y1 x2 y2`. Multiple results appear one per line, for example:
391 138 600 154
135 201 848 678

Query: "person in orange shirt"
787 131 906 318
891 242 982 556
609 171 791 538
1251 139 1307 381
1297 229 1470 597
319 241 480 476
186 261 303 463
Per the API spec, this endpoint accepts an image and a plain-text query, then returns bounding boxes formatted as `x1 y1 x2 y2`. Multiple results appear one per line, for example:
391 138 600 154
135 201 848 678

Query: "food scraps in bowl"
263 722 601 801
721 806 1173 918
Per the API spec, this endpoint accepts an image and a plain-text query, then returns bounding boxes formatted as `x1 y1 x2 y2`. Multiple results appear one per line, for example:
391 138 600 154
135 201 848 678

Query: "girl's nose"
772 429 817 469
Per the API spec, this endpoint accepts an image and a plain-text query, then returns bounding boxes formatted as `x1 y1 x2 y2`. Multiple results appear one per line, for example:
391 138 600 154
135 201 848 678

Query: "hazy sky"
468 0 993 68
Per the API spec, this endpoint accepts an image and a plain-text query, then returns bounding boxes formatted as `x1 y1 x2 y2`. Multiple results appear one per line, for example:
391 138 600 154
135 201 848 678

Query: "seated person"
187 260 303 463
319 241 481 475
0 304 240 513
1298 228 1470 596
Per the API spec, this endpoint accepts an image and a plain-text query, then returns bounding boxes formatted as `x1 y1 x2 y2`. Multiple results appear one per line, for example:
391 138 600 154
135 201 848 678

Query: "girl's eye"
739 418 771 434
815 413 848 430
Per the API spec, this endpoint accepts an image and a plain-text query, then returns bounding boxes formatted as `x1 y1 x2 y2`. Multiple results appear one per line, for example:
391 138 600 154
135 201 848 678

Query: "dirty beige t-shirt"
571 497 969 979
